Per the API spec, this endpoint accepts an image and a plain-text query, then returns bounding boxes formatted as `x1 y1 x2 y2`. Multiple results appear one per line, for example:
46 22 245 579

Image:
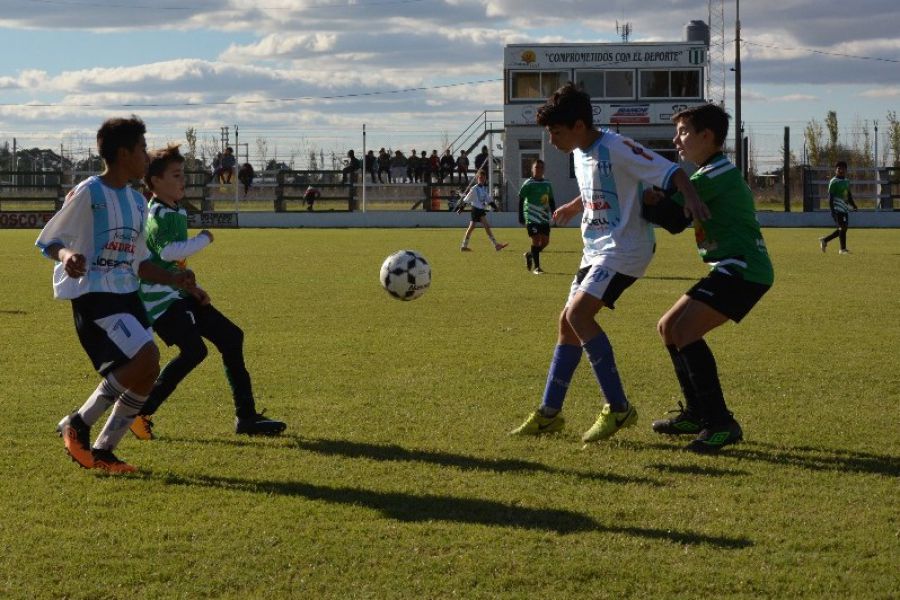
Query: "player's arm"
641 186 691 234
518 192 525 224
44 243 86 278
159 230 213 262
552 195 583 225
847 187 858 210
35 185 92 277
138 260 196 291
669 169 710 221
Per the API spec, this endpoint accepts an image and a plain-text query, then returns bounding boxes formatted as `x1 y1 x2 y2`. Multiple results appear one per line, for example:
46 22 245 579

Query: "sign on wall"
506 43 708 69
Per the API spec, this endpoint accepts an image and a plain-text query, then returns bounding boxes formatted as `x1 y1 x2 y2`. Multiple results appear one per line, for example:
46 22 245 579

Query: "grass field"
0 226 897 599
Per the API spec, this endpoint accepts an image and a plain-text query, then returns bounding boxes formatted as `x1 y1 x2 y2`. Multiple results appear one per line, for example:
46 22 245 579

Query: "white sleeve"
461 187 477 206
159 234 211 262
35 185 92 258
611 136 679 191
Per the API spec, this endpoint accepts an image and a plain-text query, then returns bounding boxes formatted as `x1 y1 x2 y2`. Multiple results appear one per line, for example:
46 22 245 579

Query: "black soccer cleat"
235 411 287 436
652 401 703 435
686 419 743 454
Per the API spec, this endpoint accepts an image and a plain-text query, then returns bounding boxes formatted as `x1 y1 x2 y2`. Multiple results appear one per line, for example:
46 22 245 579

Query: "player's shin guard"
667 345 697 411
679 339 730 425
531 245 541 269
78 374 126 426
540 344 582 413
93 390 148 451
583 332 629 412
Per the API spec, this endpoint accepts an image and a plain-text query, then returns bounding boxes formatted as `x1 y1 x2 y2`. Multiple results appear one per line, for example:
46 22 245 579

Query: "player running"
130 144 287 440
518 158 556 274
510 83 708 444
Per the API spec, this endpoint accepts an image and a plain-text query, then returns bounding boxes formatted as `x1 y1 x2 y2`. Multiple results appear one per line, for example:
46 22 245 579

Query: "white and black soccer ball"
380 250 431 301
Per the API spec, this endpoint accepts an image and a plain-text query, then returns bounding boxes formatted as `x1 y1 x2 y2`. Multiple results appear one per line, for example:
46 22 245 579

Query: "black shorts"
71 292 152 376
831 211 849 227
153 296 241 350
686 269 771 322
526 223 551 237
470 207 487 222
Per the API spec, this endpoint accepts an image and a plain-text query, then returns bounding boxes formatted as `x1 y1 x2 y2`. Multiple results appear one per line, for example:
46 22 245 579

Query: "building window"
519 140 542 178
640 71 670 98
639 69 702 99
642 139 679 163
605 71 634 99
671 70 701 98
575 70 634 99
509 71 570 101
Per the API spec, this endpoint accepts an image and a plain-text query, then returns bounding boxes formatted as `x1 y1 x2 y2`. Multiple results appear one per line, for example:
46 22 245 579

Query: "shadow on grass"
138 470 751 546
646 463 750 477
292 436 661 487
618 440 899 477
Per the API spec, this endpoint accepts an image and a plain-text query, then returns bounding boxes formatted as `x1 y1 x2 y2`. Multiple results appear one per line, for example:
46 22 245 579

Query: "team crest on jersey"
91 203 106 210
596 160 613 177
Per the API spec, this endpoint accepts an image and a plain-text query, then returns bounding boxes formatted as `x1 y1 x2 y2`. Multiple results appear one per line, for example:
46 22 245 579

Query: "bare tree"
804 119 824 166
256 137 269 172
184 127 198 159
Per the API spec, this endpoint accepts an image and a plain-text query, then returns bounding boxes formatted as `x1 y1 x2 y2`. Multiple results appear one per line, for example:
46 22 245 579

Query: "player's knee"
181 339 208 368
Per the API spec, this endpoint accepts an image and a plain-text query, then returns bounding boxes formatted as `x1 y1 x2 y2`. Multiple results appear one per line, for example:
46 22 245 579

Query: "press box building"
502 23 711 203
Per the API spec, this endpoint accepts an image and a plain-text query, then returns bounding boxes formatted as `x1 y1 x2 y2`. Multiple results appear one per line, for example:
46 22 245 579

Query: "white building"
502 27 710 203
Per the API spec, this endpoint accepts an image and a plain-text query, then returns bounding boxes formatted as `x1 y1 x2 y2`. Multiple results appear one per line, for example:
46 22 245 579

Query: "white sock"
77 374 126 427
461 237 470 248
93 390 148 451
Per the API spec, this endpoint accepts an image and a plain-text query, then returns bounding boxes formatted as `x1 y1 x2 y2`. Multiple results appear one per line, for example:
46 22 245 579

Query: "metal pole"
234 124 239 211
362 124 366 213
783 126 790 212
734 0 742 175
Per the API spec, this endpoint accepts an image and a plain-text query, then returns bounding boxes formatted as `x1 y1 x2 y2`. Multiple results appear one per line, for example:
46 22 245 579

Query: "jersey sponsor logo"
582 215 611 229
583 192 611 211
94 257 134 269
622 139 654 161
102 240 136 253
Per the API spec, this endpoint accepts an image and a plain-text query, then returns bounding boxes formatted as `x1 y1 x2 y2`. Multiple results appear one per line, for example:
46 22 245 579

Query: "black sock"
679 339 730 425
666 344 697 413
531 245 541 269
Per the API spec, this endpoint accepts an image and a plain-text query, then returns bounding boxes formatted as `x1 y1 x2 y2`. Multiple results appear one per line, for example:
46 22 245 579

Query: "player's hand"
682 194 711 221
642 187 665 206
188 286 211 306
552 202 581 226
172 269 196 290
200 229 214 243
60 249 87 278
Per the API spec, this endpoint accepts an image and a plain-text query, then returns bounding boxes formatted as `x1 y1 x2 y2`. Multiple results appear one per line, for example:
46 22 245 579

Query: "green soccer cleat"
509 410 565 436
582 403 638 443
686 419 743 454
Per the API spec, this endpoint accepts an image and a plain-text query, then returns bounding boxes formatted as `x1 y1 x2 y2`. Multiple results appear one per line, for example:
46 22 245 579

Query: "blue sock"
583 332 629 412
540 344 582 412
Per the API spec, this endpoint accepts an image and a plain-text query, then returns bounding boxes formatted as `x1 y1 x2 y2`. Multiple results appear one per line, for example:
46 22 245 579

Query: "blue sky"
0 0 897 171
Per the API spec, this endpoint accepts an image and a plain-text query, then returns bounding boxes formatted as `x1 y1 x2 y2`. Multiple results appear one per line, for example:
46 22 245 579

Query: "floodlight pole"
734 0 743 177
362 124 367 213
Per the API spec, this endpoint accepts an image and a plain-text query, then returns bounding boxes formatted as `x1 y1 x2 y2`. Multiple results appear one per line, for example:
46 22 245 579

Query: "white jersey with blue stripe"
35 176 150 299
573 130 679 277
462 184 491 210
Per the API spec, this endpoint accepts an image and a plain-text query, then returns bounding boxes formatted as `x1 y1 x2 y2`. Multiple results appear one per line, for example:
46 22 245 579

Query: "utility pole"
734 0 742 176
874 120 879 166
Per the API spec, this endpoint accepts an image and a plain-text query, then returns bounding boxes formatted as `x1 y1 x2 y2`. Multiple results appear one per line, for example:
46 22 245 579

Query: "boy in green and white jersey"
646 103 773 453
819 161 857 254
518 159 556 274
131 144 286 440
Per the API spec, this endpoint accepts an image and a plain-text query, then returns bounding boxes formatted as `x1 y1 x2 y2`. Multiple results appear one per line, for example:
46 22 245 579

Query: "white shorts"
566 264 638 309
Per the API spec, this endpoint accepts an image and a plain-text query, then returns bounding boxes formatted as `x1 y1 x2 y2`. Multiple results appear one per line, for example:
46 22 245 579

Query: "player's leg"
566 267 639 443
479 215 507 251
135 299 209 439
820 213 842 250
531 228 549 273
460 220 476 251
195 303 286 435
837 213 849 252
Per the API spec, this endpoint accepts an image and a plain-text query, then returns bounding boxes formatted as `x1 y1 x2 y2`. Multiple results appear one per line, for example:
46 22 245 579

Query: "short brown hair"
672 104 730 147
536 83 593 129
145 144 184 190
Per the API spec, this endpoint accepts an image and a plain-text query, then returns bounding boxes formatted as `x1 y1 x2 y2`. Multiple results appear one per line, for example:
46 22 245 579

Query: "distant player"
458 169 508 252
130 144 287 440
38 116 197 473
518 158 555 274
647 104 773 452
510 83 708 444
819 161 857 254
304 185 321 211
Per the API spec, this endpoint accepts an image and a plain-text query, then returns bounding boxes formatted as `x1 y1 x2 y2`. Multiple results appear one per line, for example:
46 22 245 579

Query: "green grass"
0 227 897 599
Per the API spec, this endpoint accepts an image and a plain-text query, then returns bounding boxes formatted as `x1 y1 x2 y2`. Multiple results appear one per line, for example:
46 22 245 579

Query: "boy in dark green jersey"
132 145 286 439
518 159 556 274
646 104 773 453
819 161 857 254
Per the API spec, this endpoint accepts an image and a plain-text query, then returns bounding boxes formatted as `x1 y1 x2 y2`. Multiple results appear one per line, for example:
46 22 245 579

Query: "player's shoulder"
694 155 735 180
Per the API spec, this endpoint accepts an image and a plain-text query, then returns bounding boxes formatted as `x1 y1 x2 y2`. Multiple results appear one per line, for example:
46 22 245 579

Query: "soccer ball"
380 250 431 301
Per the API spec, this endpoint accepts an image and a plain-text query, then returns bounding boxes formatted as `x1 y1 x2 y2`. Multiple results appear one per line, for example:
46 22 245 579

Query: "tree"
886 111 900 170
256 137 269 172
184 127 198 159
804 119 824 166
825 110 839 165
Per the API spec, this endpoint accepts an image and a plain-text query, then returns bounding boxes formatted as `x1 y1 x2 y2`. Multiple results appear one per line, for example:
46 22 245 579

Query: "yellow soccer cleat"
582 404 637 443
510 410 565 436
129 415 155 441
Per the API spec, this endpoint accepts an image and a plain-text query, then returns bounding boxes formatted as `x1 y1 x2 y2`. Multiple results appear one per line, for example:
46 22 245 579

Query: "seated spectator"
238 162 255 197
377 148 391 183
390 150 407 183
304 185 321 211
221 146 236 183
341 149 360 184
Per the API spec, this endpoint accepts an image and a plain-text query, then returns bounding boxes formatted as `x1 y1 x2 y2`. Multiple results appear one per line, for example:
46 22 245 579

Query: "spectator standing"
365 150 378 184
407 149 419 183
474 145 490 173
390 150 407 183
420 150 431 184
341 149 360 184
456 149 470 185
440 149 455 183
377 148 391 183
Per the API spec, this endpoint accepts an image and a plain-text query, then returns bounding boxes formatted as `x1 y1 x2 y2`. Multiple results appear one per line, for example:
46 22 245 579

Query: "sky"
0 0 898 171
